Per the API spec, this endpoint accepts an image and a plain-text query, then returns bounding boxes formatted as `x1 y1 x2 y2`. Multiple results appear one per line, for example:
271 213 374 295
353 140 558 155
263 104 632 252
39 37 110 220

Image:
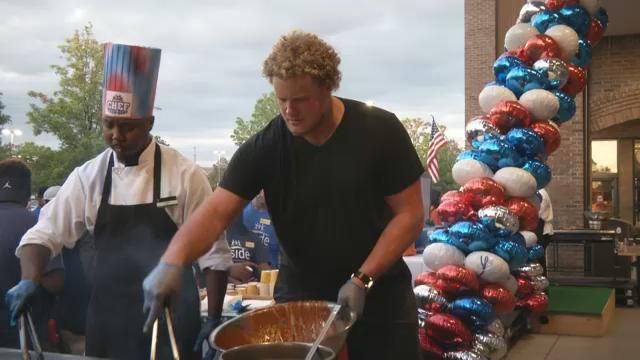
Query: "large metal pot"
219 342 335 360
210 301 355 355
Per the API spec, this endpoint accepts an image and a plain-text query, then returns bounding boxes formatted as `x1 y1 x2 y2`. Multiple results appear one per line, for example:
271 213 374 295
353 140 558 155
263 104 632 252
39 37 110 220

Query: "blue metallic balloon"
570 39 592 67
522 159 552 189
528 244 545 260
559 6 591 38
506 128 545 158
505 66 549 98
493 238 529 270
449 221 497 252
429 229 470 254
457 150 499 172
508 232 527 248
493 56 525 85
478 139 523 169
595 7 608 28
449 297 497 331
552 90 576 123
531 10 563 33
429 229 453 243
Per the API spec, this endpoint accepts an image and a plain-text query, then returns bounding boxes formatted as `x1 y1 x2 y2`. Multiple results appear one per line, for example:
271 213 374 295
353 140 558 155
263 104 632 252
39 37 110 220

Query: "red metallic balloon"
415 271 439 287
516 275 536 298
481 284 516 314
437 200 477 225
462 178 506 210
425 314 473 351
437 265 481 294
489 101 532 133
441 191 474 206
562 63 587 96
419 327 444 357
530 121 561 155
524 35 562 64
517 292 549 314
505 198 539 231
586 18 605 47
545 0 578 11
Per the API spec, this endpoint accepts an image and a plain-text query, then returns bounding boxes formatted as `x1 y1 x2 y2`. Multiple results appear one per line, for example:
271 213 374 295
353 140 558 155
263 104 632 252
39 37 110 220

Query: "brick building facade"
465 0 640 230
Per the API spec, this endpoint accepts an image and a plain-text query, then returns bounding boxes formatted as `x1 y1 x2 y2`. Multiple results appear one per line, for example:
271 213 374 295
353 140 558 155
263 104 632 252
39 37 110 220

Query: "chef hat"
102 43 161 119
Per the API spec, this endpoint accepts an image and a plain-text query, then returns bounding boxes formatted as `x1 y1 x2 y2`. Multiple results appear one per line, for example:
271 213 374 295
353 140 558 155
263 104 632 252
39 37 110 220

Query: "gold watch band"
352 271 374 289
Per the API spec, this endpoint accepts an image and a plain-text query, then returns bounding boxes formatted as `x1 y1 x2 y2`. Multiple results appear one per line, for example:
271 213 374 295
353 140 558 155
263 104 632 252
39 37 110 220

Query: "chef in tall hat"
6 43 232 360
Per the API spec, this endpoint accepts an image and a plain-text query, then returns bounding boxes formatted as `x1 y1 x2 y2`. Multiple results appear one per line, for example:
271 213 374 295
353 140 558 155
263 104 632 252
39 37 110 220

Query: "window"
591 140 617 216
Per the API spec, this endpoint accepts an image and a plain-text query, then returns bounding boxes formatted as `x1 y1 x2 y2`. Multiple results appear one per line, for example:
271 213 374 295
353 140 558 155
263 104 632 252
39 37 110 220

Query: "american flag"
426 116 447 183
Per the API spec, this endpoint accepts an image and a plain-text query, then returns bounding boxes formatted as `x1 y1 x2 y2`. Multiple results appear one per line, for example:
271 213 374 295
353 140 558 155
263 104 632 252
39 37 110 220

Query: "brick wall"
464 0 496 122
590 35 640 132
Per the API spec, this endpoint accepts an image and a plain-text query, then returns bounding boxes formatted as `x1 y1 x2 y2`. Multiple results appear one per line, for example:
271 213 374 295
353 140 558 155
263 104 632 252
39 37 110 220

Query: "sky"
0 0 465 167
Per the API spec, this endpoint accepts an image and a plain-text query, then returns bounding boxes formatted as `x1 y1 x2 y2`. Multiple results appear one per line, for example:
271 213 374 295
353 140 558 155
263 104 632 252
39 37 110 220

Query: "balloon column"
417 1 608 358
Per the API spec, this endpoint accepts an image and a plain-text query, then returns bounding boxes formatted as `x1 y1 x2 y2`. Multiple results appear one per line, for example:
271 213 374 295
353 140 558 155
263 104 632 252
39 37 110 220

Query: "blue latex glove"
193 316 221 359
5 280 38 326
142 262 184 333
337 279 366 320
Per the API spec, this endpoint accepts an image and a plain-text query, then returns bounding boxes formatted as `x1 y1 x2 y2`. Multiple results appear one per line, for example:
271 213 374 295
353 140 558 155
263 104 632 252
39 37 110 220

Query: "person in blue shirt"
242 191 280 268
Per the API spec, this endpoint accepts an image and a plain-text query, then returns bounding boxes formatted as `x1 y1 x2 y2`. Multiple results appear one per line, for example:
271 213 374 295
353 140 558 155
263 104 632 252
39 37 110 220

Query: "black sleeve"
219 136 263 201
375 114 424 196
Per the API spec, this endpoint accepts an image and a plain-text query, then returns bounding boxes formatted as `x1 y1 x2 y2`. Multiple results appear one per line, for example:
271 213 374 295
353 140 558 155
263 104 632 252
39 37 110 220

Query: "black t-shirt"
220 98 423 285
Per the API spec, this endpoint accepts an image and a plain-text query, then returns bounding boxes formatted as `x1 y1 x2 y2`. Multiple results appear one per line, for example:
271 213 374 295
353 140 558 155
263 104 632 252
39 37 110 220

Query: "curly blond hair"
263 31 342 91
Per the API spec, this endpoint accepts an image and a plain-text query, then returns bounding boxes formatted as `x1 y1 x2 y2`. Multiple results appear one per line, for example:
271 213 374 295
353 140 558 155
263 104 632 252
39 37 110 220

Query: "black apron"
85 144 200 360
274 255 421 360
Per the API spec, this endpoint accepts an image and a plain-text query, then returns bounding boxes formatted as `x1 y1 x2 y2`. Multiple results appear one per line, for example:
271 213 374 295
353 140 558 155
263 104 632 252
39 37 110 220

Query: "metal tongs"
18 311 44 360
150 306 180 360
304 304 342 360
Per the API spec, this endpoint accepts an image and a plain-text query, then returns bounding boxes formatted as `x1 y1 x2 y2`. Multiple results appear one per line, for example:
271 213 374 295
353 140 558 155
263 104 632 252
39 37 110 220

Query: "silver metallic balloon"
474 333 508 360
444 350 488 360
478 206 520 235
414 285 448 310
417 308 434 328
532 275 550 292
487 319 505 337
518 262 544 278
533 58 570 90
466 116 501 149
517 1 546 23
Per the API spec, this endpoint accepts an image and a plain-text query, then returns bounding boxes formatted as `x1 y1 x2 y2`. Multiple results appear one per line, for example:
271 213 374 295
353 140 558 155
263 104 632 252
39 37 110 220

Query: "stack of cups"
258 270 280 298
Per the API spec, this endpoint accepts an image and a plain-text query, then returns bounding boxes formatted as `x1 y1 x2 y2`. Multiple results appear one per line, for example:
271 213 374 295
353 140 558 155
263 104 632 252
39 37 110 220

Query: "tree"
27 23 104 151
0 92 10 128
0 92 12 150
400 117 461 192
208 157 229 188
231 92 279 146
6 24 106 189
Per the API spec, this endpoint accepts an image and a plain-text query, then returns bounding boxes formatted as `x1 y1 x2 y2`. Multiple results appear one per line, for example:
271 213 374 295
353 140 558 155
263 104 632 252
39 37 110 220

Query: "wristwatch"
351 271 374 290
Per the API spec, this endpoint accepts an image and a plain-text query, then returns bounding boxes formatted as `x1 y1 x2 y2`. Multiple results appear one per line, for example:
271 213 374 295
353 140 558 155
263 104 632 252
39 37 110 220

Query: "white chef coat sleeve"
17 169 89 258
182 166 233 271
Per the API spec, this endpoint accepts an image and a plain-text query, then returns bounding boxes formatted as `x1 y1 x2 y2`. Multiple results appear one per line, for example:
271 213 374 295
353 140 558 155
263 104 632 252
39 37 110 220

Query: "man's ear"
146 116 155 133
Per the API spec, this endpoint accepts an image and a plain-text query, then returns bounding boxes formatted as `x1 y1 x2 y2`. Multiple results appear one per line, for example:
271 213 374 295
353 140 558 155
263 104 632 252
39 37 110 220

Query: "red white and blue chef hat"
102 43 161 119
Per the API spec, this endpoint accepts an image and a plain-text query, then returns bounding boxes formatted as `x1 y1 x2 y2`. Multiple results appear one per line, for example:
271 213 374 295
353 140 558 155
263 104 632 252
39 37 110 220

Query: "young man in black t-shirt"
144 31 425 359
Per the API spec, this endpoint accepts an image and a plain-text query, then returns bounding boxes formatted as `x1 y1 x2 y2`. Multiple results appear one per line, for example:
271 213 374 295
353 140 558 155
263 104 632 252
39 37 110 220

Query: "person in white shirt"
536 188 553 275
5 43 232 360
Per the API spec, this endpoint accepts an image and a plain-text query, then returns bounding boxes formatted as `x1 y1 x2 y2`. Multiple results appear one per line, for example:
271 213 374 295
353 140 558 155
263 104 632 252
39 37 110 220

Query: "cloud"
0 0 464 165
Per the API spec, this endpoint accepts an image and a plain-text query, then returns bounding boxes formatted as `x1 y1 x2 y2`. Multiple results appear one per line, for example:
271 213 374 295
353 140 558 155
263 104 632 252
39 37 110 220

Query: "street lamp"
1 128 22 149
213 150 226 163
